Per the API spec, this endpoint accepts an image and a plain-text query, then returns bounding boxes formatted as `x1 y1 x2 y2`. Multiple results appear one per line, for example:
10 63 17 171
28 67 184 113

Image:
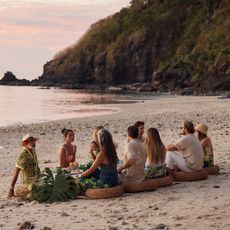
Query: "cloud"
0 0 130 79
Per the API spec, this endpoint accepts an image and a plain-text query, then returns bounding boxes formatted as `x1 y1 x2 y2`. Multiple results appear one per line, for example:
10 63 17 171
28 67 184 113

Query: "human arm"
117 142 136 173
166 144 178 151
200 138 209 148
81 151 104 177
73 145 77 162
58 147 67 168
7 167 21 198
89 143 97 161
117 158 135 173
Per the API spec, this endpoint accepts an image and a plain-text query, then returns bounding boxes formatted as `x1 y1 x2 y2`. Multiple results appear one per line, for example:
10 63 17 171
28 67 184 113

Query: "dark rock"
213 185 220 188
106 226 118 230
218 93 230 99
137 83 157 92
156 223 166 229
152 71 163 86
17 221 34 230
1 71 16 81
180 87 194 95
133 83 143 88
0 71 30 86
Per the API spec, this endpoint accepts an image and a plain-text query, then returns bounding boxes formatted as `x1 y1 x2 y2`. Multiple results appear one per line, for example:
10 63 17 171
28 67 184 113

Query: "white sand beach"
0 95 230 230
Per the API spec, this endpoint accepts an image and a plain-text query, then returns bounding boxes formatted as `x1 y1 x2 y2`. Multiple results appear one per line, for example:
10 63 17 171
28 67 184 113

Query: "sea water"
0 86 124 127
0 86 120 126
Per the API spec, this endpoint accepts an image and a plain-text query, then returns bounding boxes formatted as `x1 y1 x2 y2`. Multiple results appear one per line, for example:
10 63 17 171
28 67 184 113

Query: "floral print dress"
16 147 40 186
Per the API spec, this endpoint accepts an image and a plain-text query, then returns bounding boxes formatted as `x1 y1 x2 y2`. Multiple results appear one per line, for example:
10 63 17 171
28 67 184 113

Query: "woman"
58 128 76 168
195 123 214 167
88 126 104 162
80 129 118 188
144 128 166 179
79 126 104 173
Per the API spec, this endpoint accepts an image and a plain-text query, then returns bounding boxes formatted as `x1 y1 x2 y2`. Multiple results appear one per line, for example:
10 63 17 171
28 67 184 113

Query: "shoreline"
0 85 169 128
1 83 229 96
0 106 121 129
0 95 230 230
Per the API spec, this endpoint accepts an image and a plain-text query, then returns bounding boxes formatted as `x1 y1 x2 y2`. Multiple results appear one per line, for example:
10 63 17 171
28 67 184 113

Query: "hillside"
36 0 230 92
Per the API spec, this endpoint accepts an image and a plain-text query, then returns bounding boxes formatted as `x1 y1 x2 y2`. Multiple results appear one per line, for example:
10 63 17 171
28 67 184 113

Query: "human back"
121 126 147 183
175 134 203 170
144 128 166 178
166 121 204 177
80 129 118 187
195 123 214 167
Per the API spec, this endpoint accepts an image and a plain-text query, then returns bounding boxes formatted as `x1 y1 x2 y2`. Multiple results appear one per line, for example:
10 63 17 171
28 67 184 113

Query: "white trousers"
165 151 193 172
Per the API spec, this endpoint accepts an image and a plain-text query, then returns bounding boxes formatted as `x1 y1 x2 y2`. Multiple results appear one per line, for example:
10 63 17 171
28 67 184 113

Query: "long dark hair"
97 129 118 165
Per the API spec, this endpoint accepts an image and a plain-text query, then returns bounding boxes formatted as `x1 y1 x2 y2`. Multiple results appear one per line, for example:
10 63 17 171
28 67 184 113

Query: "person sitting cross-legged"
144 128 167 179
118 125 147 183
8 134 40 198
165 121 203 178
79 129 118 189
195 123 214 167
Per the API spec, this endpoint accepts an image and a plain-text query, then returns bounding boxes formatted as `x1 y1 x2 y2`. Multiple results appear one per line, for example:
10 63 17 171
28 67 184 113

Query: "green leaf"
30 167 81 203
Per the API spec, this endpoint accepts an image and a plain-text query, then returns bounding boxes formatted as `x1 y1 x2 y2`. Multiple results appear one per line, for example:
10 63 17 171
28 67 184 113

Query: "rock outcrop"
35 0 230 92
0 71 30 86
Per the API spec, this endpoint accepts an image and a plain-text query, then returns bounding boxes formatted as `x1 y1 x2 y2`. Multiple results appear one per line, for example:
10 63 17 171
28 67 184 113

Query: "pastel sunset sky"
0 0 130 80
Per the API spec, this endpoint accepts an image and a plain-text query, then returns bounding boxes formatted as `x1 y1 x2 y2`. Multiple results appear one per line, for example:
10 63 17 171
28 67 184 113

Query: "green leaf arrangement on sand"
29 167 81 203
78 177 110 190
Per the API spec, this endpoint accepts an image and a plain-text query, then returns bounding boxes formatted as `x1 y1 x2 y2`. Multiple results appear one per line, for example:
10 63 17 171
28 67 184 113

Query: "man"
8 134 40 198
118 126 146 183
134 121 145 143
165 121 203 177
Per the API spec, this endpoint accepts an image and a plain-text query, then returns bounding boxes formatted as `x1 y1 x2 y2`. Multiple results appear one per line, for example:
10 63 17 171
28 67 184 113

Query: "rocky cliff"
0 71 30 86
37 0 230 92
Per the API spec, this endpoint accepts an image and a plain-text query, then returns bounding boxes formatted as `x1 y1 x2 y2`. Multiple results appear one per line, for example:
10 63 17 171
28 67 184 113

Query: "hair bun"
61 128 67 134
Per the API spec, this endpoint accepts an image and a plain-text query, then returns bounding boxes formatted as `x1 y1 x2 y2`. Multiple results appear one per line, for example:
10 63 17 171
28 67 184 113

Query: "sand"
0 95 230 230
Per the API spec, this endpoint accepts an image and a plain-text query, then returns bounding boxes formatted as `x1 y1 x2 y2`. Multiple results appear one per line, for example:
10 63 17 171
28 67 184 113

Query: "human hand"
114 142 118 149
117 166 123 174
7 188 15 198
90 143 97 150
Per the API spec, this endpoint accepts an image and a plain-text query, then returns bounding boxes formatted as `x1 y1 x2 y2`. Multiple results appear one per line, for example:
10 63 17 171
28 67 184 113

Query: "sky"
0 0 130 80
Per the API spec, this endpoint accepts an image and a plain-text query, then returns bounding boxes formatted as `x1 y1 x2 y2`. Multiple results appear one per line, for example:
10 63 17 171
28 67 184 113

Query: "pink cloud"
0 0 130 79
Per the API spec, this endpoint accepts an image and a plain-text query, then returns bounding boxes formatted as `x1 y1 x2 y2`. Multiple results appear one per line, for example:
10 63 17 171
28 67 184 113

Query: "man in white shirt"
118 126 146 183
165 121 203 178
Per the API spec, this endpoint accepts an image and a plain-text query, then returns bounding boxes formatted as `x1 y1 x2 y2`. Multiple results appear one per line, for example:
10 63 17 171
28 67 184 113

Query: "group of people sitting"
8 120 214 198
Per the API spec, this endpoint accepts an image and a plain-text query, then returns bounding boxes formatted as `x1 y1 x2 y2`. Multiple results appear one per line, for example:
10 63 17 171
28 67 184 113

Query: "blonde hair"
92 126 104 144
145 128 166 164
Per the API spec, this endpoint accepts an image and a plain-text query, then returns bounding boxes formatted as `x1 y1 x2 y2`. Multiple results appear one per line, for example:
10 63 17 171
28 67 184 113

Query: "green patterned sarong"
145 164 166 179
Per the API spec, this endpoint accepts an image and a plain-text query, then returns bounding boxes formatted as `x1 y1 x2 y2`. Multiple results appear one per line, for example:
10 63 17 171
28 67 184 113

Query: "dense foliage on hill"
37 0 230 92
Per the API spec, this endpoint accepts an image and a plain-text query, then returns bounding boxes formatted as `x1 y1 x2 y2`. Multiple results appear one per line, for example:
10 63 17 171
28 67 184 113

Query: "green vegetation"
43 0 229 90
29 167 80 203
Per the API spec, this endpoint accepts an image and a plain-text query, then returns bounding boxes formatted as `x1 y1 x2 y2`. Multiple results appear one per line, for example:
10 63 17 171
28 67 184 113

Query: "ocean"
0 85 136 127
0 85 155 127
